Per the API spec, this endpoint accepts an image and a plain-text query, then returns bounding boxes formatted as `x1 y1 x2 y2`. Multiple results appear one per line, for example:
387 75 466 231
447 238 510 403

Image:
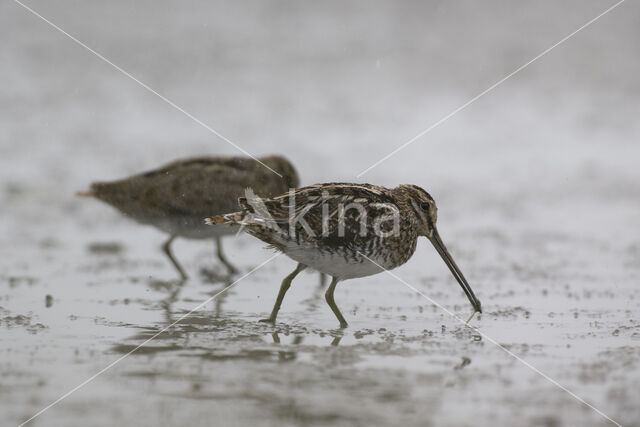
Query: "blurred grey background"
2 1 638 191
1 1 639 426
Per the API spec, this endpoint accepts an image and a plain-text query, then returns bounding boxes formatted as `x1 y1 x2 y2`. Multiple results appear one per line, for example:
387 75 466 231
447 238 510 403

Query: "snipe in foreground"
206 183 482 327
79 155 299 279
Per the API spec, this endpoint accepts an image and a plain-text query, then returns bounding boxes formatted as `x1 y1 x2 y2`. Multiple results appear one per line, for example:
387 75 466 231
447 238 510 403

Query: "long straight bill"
430 227 482 314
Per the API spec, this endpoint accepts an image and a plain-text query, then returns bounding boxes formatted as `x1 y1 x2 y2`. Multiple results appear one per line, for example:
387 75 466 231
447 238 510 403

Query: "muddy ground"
1 1 639 426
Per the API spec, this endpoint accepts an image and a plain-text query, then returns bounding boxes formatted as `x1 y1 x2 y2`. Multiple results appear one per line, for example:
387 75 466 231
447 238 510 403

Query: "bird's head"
396 184 482 315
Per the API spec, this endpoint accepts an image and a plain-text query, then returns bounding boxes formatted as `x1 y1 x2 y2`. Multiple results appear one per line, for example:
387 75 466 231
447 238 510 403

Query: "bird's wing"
130 158 289 217
239 183 400 248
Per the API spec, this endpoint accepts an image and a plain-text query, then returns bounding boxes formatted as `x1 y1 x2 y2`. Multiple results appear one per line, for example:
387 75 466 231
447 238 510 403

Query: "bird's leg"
325 277 348 328
162 235 188 281
260 263 306 324
215 236 238 275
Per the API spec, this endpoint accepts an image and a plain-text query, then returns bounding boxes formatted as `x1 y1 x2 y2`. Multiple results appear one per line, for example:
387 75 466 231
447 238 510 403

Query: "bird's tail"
204 211 244 226
76 182 103 198
205 188 269 227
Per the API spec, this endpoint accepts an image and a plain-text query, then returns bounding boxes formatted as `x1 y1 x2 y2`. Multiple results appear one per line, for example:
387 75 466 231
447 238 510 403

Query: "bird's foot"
259 318 275 324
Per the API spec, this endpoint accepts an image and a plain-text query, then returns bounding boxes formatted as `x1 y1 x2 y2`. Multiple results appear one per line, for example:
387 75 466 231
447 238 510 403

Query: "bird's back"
87 155 297 238
231 183 419 275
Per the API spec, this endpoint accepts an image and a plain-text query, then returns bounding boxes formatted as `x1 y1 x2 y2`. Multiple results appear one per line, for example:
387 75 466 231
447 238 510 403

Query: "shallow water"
2 1 640 426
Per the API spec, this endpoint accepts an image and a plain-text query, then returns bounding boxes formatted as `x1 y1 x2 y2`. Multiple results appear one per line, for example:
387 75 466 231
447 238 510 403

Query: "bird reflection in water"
113 269 340 361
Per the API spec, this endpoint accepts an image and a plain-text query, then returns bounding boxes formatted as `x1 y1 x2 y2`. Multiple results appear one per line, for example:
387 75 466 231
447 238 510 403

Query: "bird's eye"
420 202 430 211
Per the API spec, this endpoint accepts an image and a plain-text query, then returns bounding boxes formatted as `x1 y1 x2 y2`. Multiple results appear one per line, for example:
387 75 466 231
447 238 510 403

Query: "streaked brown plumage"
207 182 482 327
79 155 299 279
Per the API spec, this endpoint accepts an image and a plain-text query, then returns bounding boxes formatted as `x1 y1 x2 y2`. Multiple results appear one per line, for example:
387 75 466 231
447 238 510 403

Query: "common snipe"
207 183 482 327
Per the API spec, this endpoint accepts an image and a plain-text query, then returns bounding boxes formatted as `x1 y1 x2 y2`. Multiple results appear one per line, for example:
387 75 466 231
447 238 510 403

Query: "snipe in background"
79 155 299 280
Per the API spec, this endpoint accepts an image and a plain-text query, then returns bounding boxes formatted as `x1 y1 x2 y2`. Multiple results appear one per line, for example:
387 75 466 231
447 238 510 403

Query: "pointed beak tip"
429 230 482 316
473 298 482 314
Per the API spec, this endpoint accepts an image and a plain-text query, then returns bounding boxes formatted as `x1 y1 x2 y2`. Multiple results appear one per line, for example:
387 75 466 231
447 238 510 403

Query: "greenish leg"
162 235 188 281
325 277 348 328
260 263 306 324
215 236 238 275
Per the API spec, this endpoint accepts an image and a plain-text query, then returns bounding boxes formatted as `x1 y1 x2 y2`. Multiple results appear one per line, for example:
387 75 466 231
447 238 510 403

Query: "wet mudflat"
2 1 640 426
3 183 639 426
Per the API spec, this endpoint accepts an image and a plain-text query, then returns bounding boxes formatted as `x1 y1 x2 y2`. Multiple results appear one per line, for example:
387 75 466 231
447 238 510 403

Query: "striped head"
394 184 482 314
395 184 437 238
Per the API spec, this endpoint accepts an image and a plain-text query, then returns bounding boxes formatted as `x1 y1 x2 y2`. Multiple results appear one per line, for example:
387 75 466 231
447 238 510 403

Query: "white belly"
283 244 389 280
